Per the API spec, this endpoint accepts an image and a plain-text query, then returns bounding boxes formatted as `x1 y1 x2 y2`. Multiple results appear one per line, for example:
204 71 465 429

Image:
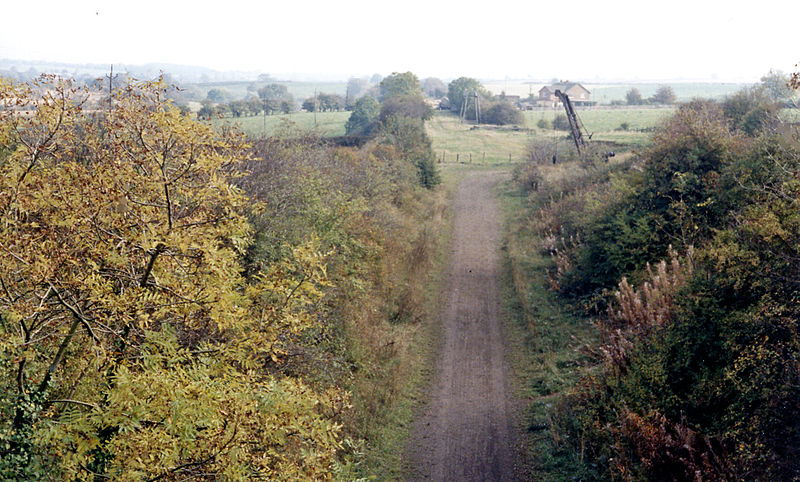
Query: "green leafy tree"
258 83 293 115
206 87 231 103
482 101 524 125
379 72 421 99
247 98 263 116
346 77 368 106
649 85 676 104
626 87 643 105
760 69 796 105
422 77 447 98
345 96 380 135
229 99 248 117
447 77 487 113
378 93 433 123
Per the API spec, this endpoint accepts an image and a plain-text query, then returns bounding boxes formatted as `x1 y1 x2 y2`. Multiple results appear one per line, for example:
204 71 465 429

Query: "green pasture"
427 107 674 165
524 107 674 131
524 107 674 145
208 111 351 138
426 113 533 165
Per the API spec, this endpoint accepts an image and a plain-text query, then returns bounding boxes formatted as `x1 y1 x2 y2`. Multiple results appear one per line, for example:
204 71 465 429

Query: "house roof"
539 82 590 94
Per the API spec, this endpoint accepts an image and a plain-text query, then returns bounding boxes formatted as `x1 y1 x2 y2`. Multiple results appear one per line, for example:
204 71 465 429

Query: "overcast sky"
1 0 797 81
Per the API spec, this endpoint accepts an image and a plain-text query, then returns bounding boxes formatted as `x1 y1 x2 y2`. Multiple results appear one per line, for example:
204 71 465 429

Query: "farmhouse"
537 82 593 108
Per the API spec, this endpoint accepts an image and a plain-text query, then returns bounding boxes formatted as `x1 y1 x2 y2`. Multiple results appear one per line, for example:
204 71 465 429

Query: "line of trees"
625 85 676 105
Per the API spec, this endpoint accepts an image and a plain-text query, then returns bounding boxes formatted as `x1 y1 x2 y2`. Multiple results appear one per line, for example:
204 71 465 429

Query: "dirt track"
407 171 518 481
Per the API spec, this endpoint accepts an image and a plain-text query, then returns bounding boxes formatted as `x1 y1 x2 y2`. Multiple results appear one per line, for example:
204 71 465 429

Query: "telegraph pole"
474 91 481 124
105 64 118 109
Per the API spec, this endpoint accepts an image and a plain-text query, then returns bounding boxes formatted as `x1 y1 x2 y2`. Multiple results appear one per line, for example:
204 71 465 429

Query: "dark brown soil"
407 171 519 481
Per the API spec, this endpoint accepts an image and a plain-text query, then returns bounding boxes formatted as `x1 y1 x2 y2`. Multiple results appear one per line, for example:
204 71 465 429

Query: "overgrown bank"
505 86 800 479
0 75 444 479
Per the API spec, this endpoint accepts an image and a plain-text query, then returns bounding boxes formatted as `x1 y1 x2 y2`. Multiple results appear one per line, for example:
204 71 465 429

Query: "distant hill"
0 58 260 84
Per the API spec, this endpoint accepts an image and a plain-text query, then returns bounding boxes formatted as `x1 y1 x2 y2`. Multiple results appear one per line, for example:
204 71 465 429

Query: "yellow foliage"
0 77 343 479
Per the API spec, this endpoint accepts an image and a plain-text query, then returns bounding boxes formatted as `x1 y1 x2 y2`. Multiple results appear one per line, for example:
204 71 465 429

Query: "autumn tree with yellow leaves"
0 76 345 479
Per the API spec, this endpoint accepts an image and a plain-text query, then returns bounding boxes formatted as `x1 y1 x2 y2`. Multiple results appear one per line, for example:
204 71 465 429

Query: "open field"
208 111 350 138
523 107 674 145
427 107 673 164
427 113 533 164
482 80 749 103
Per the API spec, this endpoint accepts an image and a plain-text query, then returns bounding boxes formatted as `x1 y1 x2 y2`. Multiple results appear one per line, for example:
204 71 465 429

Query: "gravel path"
407 170 519 481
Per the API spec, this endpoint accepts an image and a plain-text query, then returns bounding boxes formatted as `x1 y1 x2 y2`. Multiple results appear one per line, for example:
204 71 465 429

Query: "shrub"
482 101 524 125
552 113 570 130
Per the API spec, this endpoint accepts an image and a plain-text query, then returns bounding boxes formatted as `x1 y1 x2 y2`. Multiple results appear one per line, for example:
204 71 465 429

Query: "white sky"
1 0 797 81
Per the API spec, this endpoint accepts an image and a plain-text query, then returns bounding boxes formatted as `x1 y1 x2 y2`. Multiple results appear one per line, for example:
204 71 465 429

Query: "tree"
318 93 345 111
626 88 643 105
258 83 293 115
378 93 432 123
197 99 217 120
345 77 368 106
379 72 421 99
760 69 796 106
206 88 230 103
229 100 248 117
422 77 447 98
650 85 676 104
447 77 487 113
0 76 342 479
482 101 524 125
345 96 380 135
722 87 778 135
247 98 263 116
552 113 570 130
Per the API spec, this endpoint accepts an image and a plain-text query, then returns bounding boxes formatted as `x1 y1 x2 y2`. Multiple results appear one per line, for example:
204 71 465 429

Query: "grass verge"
496 173 598 480
346 175 458 480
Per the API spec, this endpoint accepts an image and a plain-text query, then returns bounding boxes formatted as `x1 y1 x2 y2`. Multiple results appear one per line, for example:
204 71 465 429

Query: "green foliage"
447 77 487 113
649 85 676 104
626 87 643 105
519 86 800 478
206 87 232 103
303 93 345 112
378 93 433 123
421 77 447 98
0 74 446 480
552 113 570 130
760 69 797 106
378 115 440 188
722 87 779 135
258 83 294 114
345 96 380 136
379 72 421 99
481 101 524 125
